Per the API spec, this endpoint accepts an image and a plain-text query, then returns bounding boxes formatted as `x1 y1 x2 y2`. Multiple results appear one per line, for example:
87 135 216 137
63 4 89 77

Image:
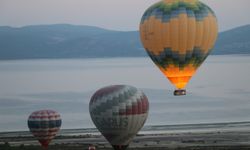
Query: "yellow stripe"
210 16 218 49
201 13 218 54
195 21 204 48
155 17 164 54
206 14 214 52
140 17 165 55
200 14 210 54
187 17 196 51
162 22 171 48
179 13 188 55
170 17 179 52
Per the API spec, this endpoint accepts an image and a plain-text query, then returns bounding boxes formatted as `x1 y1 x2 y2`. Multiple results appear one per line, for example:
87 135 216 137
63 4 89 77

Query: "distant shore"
1 54 250 61
1 129 250 150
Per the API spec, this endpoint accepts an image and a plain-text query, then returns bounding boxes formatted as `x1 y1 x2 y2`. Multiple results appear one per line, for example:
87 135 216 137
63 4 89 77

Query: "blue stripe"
28 120 62 129
171 9 179 19
162 14 171 22
178 7 187 15
141 2 215 24
151 8 163 20
187 9 195 18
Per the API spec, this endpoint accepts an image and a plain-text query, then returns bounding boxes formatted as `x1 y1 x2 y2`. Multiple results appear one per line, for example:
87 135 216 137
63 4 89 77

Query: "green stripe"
146 47 212 70
91 87 138 116
141 1 215 24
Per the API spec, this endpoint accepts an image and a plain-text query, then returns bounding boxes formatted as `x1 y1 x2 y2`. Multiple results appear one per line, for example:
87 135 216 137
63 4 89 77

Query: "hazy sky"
0 0 250 31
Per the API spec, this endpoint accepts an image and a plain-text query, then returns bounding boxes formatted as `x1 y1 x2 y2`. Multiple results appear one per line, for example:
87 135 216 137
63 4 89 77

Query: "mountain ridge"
0 24 249 60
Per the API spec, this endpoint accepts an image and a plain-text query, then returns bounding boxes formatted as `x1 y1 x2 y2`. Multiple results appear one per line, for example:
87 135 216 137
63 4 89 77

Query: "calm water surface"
0 55 250 132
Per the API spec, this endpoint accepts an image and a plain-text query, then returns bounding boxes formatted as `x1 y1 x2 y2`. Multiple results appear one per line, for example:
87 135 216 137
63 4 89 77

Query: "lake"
0 55 250 132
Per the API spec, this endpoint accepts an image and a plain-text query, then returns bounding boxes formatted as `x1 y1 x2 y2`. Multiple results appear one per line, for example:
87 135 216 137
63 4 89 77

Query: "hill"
0 24 143 59
0 24 249 59
213 25 250 55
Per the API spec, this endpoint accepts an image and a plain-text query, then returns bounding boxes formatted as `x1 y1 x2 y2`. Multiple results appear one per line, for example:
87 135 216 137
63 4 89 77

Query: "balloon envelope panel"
140 0 218 89
89 85 149 146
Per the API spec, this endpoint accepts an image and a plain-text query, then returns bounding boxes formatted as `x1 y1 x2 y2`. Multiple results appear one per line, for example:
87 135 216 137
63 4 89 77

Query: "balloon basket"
174 89 186 96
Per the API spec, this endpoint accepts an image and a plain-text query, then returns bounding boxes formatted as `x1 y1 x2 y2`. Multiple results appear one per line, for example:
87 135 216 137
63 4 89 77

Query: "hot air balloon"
140 0 218 96
89 85 149 150
28 110 62 149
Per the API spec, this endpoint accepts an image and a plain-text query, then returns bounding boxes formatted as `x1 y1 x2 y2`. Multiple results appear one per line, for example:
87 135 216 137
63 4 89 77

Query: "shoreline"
1 121 250 134
1 130 250 150
0 54 249 62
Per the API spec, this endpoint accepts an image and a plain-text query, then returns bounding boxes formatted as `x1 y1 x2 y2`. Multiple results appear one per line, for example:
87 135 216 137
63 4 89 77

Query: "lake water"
0 55 250 132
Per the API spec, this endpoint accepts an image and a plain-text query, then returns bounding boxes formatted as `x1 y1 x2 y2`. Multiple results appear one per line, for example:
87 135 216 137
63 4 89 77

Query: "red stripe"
126 94 149 115
137 99 142 114
30 115 60 119
31 130 59 138
39 139 51 148
30 110 60 120
32 112 58 115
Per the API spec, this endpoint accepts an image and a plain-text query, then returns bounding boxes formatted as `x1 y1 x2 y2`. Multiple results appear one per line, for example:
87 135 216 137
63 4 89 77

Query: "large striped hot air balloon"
140 0 218 96
28 110 62 149
89 85 149 150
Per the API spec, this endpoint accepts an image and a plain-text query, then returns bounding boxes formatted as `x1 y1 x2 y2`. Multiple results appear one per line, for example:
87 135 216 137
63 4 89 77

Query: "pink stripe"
29 115 60 119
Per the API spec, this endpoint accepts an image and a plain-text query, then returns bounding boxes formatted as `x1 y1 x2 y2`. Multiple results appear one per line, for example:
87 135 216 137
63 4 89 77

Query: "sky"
0 0 250 31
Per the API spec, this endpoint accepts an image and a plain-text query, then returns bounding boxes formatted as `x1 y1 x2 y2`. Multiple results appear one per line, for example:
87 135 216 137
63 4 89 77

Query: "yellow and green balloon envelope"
140 0 218 96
